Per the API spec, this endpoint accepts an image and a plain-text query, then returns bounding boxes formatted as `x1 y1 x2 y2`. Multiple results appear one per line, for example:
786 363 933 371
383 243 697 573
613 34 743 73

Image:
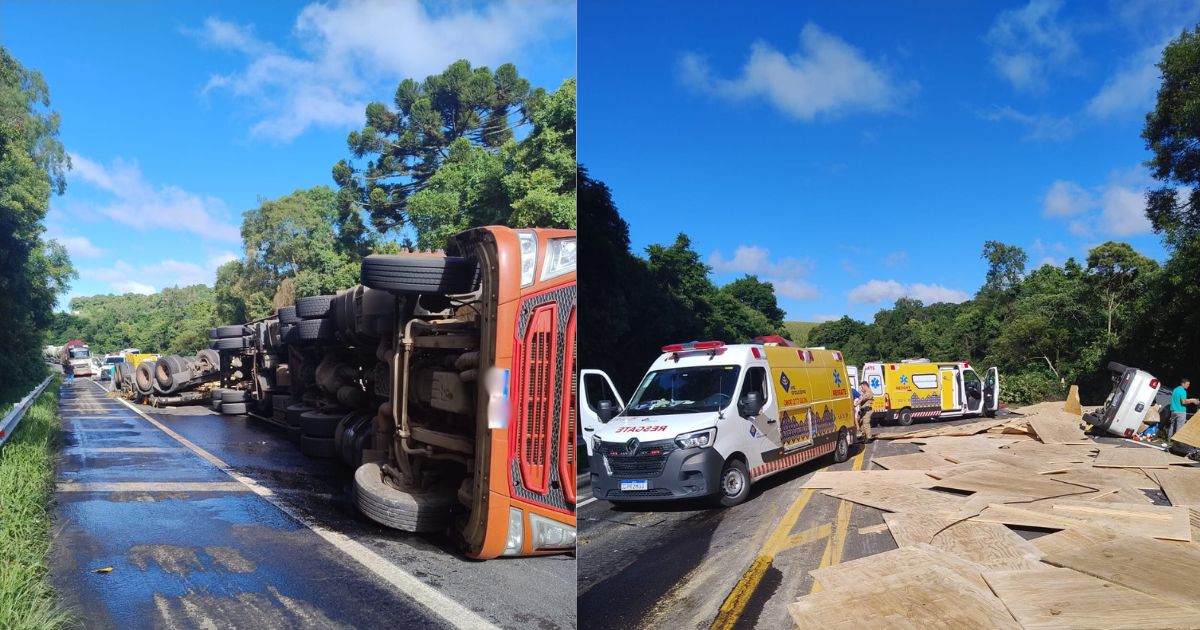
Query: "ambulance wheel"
897 408 913 426
715 458 750 507
834 428 851 463
984 408 997 418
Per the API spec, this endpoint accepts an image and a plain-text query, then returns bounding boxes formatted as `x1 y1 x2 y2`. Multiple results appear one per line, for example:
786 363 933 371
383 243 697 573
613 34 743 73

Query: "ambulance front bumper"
589 444 725 502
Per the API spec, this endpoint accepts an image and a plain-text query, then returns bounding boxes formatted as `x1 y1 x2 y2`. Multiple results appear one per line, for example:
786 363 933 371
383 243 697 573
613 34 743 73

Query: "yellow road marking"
810 449 866 594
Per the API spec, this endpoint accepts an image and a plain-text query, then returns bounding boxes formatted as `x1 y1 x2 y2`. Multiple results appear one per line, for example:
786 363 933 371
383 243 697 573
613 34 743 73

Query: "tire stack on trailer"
207 316 291 419
282 294 350 458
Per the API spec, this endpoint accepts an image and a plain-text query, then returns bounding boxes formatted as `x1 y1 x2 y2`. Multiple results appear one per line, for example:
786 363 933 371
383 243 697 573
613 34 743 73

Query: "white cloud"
206 250 240 269
1042 180 1094 217
1086 43 1162 120
67 153 239 242
196 1 575 141
1041 167 1154 238
679 23 916 121
985 0 1077 92
977 105 1075 141
812 313 841 323
52 234 106 259
884 250 907 268
708 245 812 278
80 254 231 295
1037 256 1059 267
771 279 821 301
847 279 970 305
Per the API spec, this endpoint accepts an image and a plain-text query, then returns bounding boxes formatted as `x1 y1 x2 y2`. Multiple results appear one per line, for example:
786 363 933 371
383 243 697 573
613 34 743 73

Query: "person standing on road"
1169 377 1197 439
62 358 74 385
855 380 874 441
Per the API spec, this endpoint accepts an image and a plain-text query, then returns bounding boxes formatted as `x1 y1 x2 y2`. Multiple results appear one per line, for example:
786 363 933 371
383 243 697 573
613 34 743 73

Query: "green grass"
0 376 70 630
784 321 819 346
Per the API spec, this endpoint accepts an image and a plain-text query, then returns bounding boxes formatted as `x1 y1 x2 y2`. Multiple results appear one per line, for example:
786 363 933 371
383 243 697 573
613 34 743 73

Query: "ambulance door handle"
583 427 594 432
766 418 777 424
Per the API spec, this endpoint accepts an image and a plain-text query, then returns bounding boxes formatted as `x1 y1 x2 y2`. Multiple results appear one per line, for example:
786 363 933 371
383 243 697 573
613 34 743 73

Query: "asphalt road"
49 379 575 629
577 410 1079 630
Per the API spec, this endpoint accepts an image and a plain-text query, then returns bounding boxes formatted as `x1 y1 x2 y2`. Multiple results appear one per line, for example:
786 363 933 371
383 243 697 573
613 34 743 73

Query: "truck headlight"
675 428 716 449
502 507 524 556
528 513 576 551
540 237 576 282
518 232 537 287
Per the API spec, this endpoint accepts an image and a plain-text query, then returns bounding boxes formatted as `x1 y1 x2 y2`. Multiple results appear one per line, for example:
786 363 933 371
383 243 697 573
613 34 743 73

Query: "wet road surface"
50 380 574 629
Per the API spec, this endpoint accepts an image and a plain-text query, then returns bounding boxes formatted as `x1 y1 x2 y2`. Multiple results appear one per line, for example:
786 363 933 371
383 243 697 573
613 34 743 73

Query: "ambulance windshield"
622 365 741 416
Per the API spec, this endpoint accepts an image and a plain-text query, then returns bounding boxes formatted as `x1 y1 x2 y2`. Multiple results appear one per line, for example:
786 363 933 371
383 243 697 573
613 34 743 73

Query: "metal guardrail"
0 374 54 448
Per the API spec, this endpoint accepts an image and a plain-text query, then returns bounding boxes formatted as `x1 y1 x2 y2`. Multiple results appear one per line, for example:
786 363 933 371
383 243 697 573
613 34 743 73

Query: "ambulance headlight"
592 434 603 454
675 428 716 449
518 232 537 287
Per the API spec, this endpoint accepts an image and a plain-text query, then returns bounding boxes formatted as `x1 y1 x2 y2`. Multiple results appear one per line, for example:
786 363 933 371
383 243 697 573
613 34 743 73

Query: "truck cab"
584 342 855 507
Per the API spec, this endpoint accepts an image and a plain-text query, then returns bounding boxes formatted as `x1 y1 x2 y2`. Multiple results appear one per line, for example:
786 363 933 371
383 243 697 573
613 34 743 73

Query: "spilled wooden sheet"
1028 416 1090 444
1047 500 1192 542
1093 446 1188 469
1042 536 1200 611
790 565 1020 630
874 418 1011 440
882 512 1045 571
809 543 989 592
927 458 1029 481
820 482 966 516
1153 467 1200 506
871 452 954 471
1171 411 1200 448
1029 525 1119 557
801 470 935 489
984 567 1200 629
930 469 1097 502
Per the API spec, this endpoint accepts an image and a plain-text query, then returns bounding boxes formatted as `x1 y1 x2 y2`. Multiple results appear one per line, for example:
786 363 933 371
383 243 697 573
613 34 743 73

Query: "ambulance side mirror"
597 400 619 423
738 391 763 418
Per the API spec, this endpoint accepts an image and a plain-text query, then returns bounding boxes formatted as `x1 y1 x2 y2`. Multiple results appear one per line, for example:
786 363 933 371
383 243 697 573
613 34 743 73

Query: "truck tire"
300 409 343 438
135 360 156 395
221 389 247 403
897 408 914 427
278 305 299 324
211 337 243 351
296 295 335 319
715 458 751 507
194 349 220 373
285 404 310 427
213 325 246 338
275 365 291 389
271 394 291 415
221 402 248 415
360 254 476 294
296 317 336 341
301 435 336 458
353 462 454 532
211 389 227 411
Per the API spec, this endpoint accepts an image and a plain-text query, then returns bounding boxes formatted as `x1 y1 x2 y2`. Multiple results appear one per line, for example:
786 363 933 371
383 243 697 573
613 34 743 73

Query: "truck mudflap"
591 445 724 501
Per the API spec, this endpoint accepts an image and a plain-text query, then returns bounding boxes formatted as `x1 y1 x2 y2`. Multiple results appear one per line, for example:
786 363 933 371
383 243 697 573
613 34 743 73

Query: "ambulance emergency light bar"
661 341 725 353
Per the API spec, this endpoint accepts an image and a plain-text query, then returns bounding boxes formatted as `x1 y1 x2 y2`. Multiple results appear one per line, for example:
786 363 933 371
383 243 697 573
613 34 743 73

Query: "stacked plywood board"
786 399 1200 629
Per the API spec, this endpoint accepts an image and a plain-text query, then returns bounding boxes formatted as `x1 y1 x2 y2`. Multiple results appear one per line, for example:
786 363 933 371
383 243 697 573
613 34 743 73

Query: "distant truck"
584 341 856 507
58 340 93 377
860 360 999 426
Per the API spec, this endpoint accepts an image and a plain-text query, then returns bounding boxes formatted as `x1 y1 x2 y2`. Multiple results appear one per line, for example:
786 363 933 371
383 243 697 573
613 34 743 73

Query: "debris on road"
786 398 1200 629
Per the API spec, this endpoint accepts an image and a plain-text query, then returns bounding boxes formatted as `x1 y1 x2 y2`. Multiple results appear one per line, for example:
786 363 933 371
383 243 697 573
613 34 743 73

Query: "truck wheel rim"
723 469 744 497
838 432 848 458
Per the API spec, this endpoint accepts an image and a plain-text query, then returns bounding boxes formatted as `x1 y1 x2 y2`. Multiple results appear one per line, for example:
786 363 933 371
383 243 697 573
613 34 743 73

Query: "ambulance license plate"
621 480 648 491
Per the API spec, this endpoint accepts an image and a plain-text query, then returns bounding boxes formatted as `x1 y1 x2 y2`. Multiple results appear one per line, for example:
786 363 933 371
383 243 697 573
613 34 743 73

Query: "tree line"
1 46 74 394
581 26 1200 406
41 60 576 352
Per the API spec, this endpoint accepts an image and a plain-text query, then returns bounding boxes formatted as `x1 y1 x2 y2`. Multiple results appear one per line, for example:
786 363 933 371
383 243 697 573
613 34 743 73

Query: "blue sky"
0 1 575 306
579 0 1197 322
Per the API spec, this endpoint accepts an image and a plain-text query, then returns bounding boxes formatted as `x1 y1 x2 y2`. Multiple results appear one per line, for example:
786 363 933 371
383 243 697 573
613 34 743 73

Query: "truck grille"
602 439 676 478
516 304 557 494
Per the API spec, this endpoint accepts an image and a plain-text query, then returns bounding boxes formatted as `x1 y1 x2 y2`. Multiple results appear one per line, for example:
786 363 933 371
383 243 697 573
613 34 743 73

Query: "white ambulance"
582 341 856 507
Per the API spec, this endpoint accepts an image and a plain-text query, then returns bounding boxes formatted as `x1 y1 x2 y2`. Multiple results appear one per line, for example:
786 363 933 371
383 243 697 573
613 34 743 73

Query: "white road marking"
87 380 500 630
578 497 597 508
58 481 250 493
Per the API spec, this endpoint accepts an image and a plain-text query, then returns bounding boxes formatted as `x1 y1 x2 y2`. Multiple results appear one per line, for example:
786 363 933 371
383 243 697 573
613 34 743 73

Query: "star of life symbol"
833 369 842 387
870 376 881 389
779 371 791 392
900 375 909 385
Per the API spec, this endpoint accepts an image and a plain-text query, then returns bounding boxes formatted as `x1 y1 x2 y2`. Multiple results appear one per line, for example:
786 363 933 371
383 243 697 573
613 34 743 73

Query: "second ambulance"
584 341 855 506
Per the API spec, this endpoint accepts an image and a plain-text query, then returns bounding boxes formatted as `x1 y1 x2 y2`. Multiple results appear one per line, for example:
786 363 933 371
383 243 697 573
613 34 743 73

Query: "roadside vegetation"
582 26 1200 406
0 376 69 630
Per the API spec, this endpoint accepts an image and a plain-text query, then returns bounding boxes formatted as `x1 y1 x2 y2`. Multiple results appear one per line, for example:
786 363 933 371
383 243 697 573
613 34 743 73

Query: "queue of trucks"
99 225 577 559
